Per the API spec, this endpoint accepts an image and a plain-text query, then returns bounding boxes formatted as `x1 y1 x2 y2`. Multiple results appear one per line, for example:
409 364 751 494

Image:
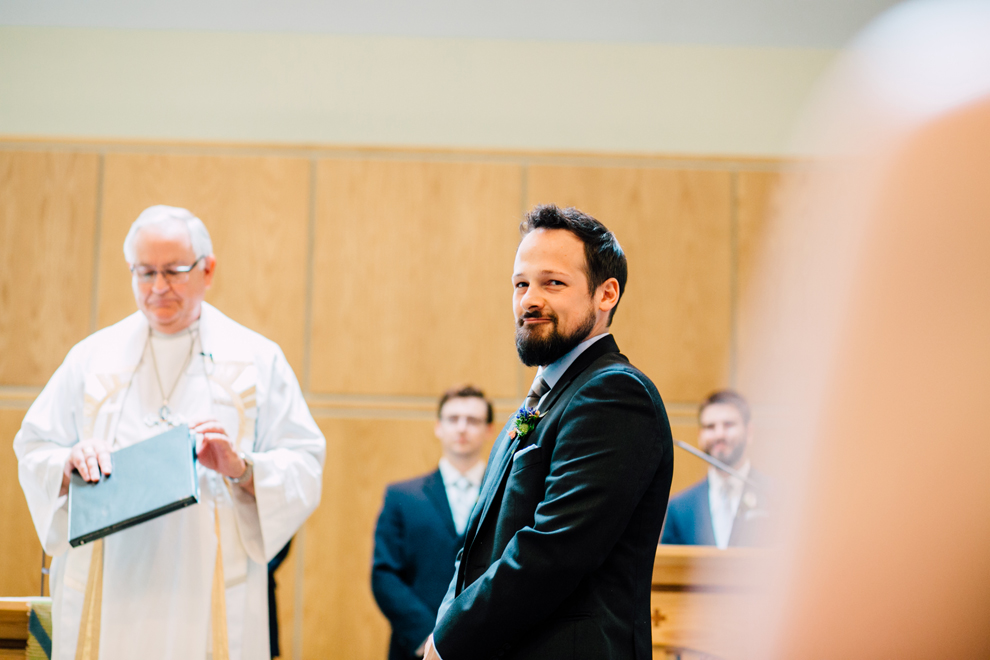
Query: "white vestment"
14 303 325 660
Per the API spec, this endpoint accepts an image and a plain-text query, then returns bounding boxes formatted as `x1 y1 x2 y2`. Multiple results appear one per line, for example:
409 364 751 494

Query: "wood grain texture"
97 153 310 374
669 420 707 497
310 159 523 398
301 417 445 659
0 151 99 386
0 408 43 597
0 138 790 655
734 171 783 398
526 166 733 403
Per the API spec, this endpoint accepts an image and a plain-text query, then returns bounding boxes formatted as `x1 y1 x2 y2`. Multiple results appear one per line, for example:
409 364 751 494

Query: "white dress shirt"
438 458 485 536
707 460 752 550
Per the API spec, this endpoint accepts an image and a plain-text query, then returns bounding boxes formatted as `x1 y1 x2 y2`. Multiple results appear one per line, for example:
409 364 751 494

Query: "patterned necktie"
523 376 550 411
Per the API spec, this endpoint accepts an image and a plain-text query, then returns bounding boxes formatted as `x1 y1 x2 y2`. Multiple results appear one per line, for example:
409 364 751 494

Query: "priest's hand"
61 439 113 496
191 419 255 495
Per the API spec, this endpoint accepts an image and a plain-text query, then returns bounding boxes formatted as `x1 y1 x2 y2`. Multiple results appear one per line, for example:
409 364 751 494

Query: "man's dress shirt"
438 458 484 537
707 461 751 549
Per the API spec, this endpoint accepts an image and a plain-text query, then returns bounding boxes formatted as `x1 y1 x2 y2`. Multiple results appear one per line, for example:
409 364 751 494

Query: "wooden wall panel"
669 409 780 496
301 417 445 659
527 166 733 403
97 154 311 374
0 408 43 597
310 159 523 398
735 171 784 398
0 151 99 385
669 420 707 496
0 137 789 652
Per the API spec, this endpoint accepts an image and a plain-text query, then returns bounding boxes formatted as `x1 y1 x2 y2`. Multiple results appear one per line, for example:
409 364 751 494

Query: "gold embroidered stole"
74 509 230 660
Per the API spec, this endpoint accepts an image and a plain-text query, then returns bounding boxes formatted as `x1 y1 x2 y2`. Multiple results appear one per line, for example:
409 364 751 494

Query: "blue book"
68 424 200 547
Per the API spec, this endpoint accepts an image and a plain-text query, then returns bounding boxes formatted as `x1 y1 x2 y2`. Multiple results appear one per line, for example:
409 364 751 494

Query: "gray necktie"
523 376 550 411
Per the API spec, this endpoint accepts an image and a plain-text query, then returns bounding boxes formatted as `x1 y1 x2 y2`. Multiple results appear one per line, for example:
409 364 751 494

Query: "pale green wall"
0 27 834 156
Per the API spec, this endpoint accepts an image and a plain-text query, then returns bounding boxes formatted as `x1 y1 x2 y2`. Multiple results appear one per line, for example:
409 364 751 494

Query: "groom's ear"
597 278 620 312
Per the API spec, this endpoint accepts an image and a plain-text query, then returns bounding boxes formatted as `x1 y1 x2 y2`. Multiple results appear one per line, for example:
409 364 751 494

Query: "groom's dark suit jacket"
373 470 463 660
433 336 674 660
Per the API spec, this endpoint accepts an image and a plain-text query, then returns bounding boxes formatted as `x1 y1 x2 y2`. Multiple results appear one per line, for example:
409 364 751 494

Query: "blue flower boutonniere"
508 407 542 441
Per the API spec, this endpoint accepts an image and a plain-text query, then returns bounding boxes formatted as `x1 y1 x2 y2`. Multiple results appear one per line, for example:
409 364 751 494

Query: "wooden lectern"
652 545 766 660
0 598 51 659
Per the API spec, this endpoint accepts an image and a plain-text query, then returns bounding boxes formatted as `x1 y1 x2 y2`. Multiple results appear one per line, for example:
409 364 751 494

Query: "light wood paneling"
0 151 99 386
97 154 311 374
735 171 789 400
310 159 523 398
0 137 789 657
669 420 707 497
0 408 43 597
527 166 733 402
736 172 782 312
301 417 446 659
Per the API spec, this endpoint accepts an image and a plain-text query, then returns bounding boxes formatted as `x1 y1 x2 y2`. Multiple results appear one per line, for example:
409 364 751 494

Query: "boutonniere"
508 407 542 440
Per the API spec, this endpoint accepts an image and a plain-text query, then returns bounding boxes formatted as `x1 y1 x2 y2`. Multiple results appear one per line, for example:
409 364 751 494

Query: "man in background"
661 389 768 547
372 386 494 660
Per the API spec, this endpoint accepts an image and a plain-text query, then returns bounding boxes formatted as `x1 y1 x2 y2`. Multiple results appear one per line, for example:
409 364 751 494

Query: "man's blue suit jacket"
660 475 768 547
372 469 462 660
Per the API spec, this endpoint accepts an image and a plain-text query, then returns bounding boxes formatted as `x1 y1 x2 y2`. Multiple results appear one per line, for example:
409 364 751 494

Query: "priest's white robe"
14 303 325 660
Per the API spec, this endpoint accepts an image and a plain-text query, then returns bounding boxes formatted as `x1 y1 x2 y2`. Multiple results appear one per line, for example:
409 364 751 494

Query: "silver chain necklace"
145 327 197 428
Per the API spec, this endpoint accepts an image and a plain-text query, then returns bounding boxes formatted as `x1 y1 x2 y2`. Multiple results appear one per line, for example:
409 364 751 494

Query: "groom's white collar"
536 332 611 396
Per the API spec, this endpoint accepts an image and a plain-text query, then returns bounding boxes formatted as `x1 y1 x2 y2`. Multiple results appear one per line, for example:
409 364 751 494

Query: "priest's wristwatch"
229 451 254 485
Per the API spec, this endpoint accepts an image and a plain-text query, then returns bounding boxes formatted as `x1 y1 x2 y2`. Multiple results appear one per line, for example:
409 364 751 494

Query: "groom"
425 205 674 660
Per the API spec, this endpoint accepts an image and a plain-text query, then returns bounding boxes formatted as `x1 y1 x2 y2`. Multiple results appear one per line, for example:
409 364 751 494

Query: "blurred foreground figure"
14 206 326 660
661 390 769 548
737 2 990 658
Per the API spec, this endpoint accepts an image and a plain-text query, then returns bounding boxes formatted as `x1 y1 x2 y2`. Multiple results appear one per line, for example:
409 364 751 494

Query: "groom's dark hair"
519 204 627 324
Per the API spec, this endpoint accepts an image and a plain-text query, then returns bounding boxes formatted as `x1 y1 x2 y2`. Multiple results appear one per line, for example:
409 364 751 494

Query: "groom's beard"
515 307 597 367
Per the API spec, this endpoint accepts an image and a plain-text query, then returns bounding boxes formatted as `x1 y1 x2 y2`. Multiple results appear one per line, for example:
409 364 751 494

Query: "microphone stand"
672 439 767 492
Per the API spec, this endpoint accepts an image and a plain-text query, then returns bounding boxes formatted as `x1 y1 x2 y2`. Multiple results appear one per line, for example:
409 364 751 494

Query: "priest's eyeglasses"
130 257 205 284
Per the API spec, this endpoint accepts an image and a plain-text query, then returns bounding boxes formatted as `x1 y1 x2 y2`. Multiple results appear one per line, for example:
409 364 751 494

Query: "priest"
14 205 326 660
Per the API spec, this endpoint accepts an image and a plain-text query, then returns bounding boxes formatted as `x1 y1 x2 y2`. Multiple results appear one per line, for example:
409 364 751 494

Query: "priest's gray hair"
123 205 214 264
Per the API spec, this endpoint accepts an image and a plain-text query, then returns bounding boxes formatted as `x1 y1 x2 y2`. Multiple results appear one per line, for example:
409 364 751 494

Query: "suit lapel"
537 334 620 415
465 335 622 546
462 421 515 542
727 468 768 547
423 469 458 539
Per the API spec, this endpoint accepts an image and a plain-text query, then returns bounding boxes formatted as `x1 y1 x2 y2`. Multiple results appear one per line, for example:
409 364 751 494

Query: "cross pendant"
145 405 180 429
